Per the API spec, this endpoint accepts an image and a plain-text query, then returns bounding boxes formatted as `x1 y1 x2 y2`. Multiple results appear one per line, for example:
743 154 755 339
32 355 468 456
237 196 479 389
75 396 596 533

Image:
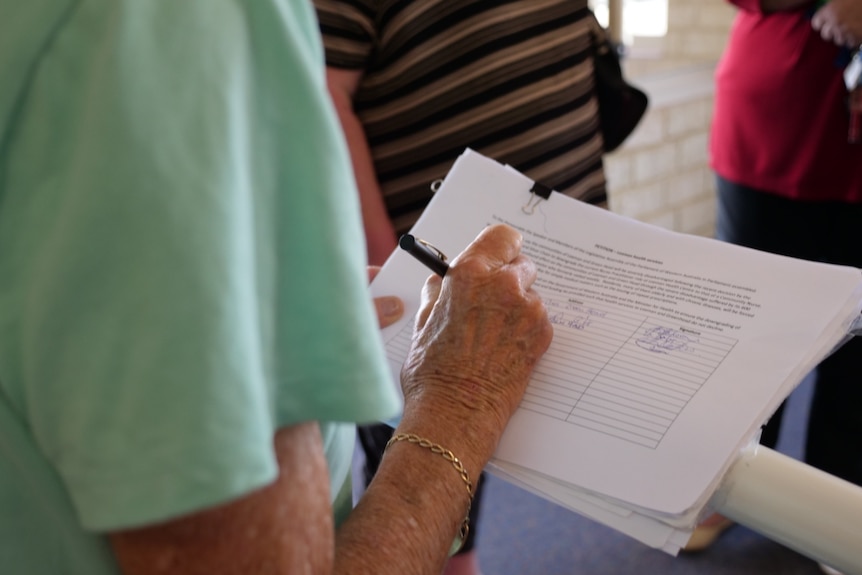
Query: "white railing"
715 446 862 574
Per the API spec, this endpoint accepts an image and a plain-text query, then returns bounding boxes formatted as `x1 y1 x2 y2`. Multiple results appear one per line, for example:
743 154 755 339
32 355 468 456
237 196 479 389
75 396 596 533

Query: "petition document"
370 149 862 523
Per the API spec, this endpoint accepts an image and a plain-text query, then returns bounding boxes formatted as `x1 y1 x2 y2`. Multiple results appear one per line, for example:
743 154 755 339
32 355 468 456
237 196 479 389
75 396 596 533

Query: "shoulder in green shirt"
0 0 400 572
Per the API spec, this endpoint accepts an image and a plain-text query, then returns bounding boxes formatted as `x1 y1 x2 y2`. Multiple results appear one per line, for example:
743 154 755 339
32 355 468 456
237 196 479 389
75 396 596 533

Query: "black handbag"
590 18 649 152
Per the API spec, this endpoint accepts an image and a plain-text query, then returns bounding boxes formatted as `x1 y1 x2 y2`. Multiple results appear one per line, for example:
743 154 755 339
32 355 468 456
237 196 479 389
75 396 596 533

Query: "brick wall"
604 0 736 237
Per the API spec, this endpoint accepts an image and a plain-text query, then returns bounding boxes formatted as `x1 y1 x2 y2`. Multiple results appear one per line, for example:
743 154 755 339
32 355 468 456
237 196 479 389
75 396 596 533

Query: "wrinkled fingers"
451 224 523 272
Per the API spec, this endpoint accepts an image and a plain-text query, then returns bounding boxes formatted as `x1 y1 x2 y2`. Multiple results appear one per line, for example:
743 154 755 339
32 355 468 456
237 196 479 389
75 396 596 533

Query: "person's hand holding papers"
397 224 554 476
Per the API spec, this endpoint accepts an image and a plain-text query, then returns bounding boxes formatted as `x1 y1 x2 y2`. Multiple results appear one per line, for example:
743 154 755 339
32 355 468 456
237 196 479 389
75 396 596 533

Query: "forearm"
327 72 397 266
340 112 397 266
110 423 336 575
335 421 485 575
110 419 482 575
337 300 511 574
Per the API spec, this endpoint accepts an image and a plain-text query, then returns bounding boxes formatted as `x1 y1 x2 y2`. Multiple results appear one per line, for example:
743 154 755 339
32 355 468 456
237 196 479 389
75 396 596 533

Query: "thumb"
416 275 443 329
374 296 404 328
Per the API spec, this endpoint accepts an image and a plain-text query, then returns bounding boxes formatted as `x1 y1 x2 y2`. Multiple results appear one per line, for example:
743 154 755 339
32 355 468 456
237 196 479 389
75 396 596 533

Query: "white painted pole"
713 446 862 575
608 0 623 45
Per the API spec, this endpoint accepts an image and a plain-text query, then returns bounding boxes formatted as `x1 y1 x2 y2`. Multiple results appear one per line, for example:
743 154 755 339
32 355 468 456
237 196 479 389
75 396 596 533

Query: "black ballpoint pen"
398 234 449 277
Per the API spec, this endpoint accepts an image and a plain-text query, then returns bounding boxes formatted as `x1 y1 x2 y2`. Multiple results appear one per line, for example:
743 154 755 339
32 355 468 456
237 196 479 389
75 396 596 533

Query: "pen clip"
416 238 448 262
399 234 450 277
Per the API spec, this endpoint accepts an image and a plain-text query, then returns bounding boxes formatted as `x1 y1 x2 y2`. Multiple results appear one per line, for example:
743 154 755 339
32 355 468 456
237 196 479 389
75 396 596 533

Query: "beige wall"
605 0 736 237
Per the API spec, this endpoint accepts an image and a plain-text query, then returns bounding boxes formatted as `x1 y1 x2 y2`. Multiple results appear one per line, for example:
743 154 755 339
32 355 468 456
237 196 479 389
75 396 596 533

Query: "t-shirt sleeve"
5 1 280 531
314 0 377 69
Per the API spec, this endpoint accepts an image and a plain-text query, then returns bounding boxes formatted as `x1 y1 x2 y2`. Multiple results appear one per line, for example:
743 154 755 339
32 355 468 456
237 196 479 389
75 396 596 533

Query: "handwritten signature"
546 300 607 317
549 313 592 330
636 326 696 354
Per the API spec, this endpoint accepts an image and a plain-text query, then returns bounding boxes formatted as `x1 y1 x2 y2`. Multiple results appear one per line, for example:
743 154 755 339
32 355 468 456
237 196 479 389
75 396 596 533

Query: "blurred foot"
443 550 482 575
682 513 735 553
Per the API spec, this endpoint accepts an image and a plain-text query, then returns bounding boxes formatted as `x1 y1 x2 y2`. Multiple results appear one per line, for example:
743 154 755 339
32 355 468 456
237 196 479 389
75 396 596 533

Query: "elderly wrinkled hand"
812 0 862 48
398 224 553 459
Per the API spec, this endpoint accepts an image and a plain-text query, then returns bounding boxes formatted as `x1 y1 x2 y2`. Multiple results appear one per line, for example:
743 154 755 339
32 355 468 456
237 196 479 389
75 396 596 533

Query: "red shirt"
710 0 862 202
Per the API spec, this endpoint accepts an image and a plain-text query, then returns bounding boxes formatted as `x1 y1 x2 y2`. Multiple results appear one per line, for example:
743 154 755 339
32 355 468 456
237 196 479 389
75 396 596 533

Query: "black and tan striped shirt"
316 0 607 233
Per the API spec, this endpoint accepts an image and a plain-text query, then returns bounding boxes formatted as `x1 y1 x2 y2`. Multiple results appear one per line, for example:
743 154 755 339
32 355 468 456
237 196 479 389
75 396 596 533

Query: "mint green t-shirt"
0 0 400 572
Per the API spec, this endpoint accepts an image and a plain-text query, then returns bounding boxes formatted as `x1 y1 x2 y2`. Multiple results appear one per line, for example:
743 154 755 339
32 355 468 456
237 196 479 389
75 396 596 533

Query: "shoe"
818 563 844 575
681 515 735 553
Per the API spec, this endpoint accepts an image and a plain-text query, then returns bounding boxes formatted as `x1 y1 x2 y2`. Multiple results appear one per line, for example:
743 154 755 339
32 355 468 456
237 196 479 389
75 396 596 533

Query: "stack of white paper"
369 149 862 554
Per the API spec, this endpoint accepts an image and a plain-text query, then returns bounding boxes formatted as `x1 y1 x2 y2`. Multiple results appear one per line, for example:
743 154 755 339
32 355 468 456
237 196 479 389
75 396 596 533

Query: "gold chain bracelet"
385 432 474 555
